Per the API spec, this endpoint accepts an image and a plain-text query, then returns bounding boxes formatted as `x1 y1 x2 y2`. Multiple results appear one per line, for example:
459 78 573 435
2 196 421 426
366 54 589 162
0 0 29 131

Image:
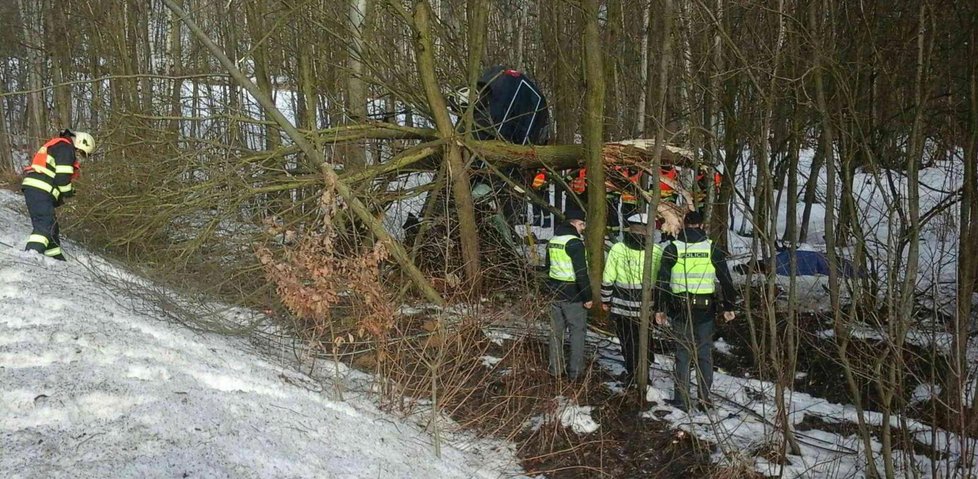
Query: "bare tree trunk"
44 4 72 127
798 140 824 242
0 80 12 173
544 0 578 145
635 1 651 137
602 0 622 138
86 16 102 127
706 0 726 240
581 0 607 297
964 27 978 446
346 0 369 171
162 0 445 307
752 0 801 457
222 0 245 148
19 0 45 139
138 0 153 113
811 1 879 475
167 0 184 138
463 0 488 135
638 0 673 398
677 0 695 149
783 107 800 243
245 0 281 152
880 8 927 476
412 0 482 292
514 0 528 68
297 29 318 133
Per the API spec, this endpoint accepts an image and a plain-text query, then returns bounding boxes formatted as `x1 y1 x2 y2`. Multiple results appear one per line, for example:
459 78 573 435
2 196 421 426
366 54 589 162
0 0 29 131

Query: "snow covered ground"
587 334 978 479
0 189 524 479
727 151 966 305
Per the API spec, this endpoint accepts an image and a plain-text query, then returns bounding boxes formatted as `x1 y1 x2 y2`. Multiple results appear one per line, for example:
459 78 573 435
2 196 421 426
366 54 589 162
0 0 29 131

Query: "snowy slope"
0 189 523 479
587 332 978 479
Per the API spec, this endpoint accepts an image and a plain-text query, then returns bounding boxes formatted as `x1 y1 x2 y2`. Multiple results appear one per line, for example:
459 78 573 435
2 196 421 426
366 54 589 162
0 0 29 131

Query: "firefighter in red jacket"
22 130 95 260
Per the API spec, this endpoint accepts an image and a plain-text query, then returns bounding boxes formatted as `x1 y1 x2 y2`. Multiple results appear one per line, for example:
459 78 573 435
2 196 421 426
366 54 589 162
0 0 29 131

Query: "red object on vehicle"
570 168 587 194
612 166 642 203
569 166 644 199
696 169 722 187
659 166 678 197
532 170 547 189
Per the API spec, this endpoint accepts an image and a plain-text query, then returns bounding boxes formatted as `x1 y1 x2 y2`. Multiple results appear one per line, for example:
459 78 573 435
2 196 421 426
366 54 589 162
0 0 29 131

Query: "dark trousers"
613 313 654 379
671 306 715 408
23 188 64 260
549 301 588 378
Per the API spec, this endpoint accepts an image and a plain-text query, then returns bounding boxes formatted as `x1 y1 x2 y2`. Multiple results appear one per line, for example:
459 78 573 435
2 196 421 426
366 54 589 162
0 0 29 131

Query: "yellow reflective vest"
547 234 579 282
601 241 663 317
669 239 716 294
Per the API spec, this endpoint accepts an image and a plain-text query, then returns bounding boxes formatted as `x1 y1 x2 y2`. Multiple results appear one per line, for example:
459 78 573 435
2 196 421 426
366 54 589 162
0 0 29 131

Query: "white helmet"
73 131 95 155
626 213 650 225
451 87 471 108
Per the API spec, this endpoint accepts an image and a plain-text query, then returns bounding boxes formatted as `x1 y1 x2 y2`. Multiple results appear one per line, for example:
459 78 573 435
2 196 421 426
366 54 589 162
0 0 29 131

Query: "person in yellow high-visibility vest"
545 209 592 380
21 130 95 261
600 213 662 385
654 211 737 412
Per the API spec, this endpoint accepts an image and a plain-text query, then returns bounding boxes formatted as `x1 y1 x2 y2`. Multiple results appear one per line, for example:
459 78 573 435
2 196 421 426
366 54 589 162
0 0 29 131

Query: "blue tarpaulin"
773 250 858 277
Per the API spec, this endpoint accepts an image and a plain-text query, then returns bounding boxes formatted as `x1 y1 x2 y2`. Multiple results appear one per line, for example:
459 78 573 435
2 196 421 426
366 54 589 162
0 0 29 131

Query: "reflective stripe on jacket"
25 137 71 176
669 239 716 294
601 241 663 317
23 137 76 200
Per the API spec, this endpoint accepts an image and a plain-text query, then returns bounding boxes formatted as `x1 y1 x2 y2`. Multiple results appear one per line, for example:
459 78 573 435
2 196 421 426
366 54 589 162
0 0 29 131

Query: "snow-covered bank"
0 189 523 479
588 331 978 479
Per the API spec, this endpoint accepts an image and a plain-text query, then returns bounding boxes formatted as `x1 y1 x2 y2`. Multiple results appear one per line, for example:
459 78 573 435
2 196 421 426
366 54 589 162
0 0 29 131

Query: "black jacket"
655 227 737 310
545 223 593 303
23 134 77 207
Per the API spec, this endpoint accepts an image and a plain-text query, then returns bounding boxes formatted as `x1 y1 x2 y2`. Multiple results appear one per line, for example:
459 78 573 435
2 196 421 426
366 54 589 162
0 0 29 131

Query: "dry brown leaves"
256 188 395 346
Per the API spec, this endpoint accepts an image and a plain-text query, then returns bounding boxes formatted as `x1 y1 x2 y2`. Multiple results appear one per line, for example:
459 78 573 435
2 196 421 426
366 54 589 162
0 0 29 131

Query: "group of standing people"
545 208 737 413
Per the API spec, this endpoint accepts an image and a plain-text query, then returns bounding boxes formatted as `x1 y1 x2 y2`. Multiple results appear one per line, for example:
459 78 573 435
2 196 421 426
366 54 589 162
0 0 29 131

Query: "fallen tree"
164 0 702 302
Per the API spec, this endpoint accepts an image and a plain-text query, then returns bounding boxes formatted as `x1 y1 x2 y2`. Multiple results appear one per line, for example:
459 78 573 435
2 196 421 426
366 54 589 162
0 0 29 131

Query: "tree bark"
963 23 978 432
412 0 482 292
0 80 12 174
544 0 578 145
581 0 607 298
798 138 824 242
638 0 674 398
783 106 800 243
245 0 281 152
19 0 46 139
602 0 622 138
635 1 652 137
811 1 879 475
44 4 72 127
167 0 184 139
346 0 369 171
463 0 489 136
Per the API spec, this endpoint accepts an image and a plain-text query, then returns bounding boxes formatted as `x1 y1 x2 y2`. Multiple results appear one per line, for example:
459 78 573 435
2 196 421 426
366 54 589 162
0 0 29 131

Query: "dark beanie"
684 210 704 225
564 209 587 222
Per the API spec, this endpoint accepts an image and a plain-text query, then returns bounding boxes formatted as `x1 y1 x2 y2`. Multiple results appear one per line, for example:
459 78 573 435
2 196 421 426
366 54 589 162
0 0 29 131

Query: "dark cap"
684 210 705 225
564 209 586 222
